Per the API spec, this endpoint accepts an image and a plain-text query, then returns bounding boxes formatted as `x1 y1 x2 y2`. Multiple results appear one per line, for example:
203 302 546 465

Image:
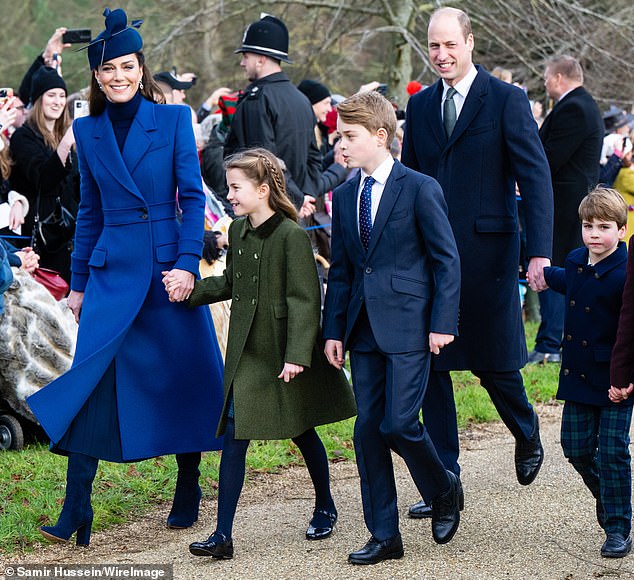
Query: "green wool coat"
189 212 356 440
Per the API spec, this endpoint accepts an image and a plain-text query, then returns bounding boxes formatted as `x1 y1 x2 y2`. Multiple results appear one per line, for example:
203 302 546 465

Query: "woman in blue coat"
27 8 224 546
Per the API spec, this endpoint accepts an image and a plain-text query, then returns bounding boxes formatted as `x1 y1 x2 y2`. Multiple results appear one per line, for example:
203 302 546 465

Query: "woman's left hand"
277 362 304 383
8 201 25 230
162 269 195 302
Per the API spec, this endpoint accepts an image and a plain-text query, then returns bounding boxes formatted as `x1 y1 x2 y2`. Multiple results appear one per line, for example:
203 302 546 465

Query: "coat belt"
102 201 178 226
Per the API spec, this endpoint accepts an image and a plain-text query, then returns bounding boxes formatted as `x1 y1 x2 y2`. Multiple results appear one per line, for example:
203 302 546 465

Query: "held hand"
429 332 454 355
67 290 84 323
162 269 195 302
609 384 634 403
299 195 316 218
16 248 39 273
527 257 551 292
277 362 305 383
325 339 345 369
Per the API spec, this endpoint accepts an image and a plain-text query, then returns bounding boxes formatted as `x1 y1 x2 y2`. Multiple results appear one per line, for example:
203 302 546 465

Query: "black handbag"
33 196 76 253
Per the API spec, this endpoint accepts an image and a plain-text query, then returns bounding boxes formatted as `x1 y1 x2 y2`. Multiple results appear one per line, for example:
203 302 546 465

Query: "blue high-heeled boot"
40 453 99 546
167 452 202 529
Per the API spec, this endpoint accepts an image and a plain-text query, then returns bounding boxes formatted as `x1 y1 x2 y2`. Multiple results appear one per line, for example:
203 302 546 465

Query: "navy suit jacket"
322 159 460 354
539 86 603 266
402 66 554 371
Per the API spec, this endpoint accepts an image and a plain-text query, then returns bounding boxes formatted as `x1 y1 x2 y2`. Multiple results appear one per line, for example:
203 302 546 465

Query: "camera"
62 29 92 44
73 100 89 119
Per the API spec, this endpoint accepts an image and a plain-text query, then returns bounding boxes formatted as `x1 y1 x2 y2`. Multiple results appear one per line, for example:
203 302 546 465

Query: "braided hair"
224 148 298 222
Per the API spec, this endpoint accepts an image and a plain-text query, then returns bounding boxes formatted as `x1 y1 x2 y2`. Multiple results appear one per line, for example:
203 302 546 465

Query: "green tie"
443 87 457 137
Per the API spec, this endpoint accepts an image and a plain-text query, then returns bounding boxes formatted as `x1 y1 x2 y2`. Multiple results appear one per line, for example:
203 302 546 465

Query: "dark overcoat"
539 87 604 266
27 98 225 461
189 212 356 440
402 67 554 371
545 243 629 406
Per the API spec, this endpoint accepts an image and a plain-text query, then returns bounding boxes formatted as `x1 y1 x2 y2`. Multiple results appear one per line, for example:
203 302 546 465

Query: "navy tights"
215 419 335 539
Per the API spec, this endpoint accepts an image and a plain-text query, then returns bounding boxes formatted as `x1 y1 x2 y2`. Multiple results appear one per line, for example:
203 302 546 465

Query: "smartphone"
73 100 89 119
0 87 13 107
62 29 92 44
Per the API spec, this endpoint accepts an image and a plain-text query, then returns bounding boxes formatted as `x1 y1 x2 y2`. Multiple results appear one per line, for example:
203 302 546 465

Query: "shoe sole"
188 546 233 559
39 528 68 544
348 550 404 565
306 530 334 540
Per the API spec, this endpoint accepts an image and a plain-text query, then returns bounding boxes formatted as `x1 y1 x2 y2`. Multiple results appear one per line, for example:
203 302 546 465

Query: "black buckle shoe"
189 532 234 559
306 508 337 540
601 533 632 558
431 471 461 544
348 535 404 565
515 416 544 486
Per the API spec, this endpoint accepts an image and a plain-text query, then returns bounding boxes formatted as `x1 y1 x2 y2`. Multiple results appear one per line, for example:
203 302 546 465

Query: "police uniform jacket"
545 242 630 406
189 212 356 440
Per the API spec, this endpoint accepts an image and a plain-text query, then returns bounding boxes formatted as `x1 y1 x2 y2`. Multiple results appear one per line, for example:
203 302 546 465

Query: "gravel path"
3 403 634 579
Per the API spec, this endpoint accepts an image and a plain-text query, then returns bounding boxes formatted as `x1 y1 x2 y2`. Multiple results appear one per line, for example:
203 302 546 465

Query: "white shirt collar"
360 154 394 186
442 64 478 99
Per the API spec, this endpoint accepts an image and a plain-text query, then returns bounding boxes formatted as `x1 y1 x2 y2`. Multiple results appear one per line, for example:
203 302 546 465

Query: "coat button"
581 340 588 347
577 267 583 273
365 267 372 274
236 272 242 279
252 276 258 283
140 209 148 219
563 369 570 375
234 294 240 301
580 374 586 380
584 306 590 312
566 334 572 341
254 253 259 260
569 300 576 307
238 248 244 255
251 298 257 305
594 273 600 279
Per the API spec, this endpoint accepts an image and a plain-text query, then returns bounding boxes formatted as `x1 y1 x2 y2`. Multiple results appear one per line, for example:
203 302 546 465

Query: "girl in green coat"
164 148 356 560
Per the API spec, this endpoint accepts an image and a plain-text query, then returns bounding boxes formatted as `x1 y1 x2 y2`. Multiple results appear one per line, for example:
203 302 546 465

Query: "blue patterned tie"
359 175 375 251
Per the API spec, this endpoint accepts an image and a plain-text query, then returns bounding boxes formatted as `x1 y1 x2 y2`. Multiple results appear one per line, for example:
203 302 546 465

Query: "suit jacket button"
580 374 586 380
569 300 576 307
566 334 572 341
365 267 372 274
584 306 591 312
577 267 583 273
563 368 570 375
581 340 588 347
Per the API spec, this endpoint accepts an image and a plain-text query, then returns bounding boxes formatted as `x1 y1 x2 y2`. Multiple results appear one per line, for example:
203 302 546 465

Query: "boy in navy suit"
542 188 631 558
323 91 462 565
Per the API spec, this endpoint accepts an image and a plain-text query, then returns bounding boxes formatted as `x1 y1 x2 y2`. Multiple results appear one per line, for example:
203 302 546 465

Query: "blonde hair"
337 91 396 146
578 187 628 228
224 148 298 221
26 94 71 150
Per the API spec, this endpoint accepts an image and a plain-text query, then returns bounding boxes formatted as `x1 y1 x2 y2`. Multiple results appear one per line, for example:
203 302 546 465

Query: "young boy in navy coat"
323 91 462 565
542 188 631 558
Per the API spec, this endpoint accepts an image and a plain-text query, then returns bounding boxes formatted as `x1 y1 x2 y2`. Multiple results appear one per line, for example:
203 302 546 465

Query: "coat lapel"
366 161 403 257
121 97 156 176
445 66 487 150
427 81 446 147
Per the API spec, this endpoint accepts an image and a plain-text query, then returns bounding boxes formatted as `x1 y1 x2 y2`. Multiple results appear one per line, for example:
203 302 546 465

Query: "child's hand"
162 269 194 302
278 362 304 383
429 332 454 355
609 384 634 403
325 340 345 369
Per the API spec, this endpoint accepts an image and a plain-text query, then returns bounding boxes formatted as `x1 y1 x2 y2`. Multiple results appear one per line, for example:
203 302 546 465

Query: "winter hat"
297 80 330 105
406 81 423 96
85 8 143 70
235 15 292 64
30 66 67 104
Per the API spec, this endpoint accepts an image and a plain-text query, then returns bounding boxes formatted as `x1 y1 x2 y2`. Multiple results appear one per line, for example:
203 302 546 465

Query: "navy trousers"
422 369 538 475
349 310 450 540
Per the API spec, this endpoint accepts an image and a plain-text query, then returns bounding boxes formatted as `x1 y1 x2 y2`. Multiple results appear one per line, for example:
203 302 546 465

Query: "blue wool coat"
545 242 629 406
27 98 225 460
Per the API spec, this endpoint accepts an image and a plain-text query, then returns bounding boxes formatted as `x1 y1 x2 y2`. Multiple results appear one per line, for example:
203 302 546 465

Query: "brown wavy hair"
88 52 165 116
224 148 298 222
26 93 71 150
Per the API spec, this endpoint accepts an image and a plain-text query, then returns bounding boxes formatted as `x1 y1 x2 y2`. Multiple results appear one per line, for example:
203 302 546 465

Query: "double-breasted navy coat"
545 243 630 406
402 67 554 371
27 98 225 461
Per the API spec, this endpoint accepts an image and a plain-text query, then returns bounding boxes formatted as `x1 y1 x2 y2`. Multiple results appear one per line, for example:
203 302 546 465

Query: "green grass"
0 320 560 555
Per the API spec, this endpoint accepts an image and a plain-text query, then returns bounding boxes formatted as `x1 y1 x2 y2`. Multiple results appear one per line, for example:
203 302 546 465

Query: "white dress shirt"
357 154 395 236
441 64 478 121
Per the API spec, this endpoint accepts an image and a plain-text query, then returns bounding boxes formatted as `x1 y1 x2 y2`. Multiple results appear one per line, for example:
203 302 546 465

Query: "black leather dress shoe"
348 534 404 565
189 532 234 559
306 508 337 540
431 471 461 544
408 479 464 519
601 533 632 558
515 417 544 486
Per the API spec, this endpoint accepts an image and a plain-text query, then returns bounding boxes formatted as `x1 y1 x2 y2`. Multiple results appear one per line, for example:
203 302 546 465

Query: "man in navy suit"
323 91 462 565
528 55 603 365
402 7 554 518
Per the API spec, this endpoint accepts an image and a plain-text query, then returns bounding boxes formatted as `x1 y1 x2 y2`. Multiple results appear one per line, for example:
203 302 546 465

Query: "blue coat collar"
568 241 627 276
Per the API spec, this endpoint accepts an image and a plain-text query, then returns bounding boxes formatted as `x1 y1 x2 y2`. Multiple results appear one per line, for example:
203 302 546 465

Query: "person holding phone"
27 7 225 546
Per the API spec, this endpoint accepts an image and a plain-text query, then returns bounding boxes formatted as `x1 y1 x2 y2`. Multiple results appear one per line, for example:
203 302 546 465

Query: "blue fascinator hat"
85 8 143 70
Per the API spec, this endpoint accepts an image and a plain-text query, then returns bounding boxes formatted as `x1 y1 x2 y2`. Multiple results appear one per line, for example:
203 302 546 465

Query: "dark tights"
216 419 335 538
